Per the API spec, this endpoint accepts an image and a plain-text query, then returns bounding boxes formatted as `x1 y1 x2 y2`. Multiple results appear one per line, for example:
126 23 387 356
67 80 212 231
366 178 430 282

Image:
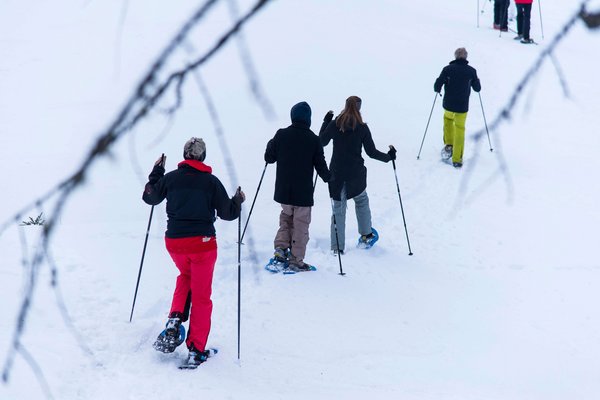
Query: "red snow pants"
165 236 217 352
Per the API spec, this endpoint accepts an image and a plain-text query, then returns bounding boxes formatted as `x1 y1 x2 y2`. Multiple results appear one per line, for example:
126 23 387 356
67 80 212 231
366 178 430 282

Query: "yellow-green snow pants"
443 110 467 163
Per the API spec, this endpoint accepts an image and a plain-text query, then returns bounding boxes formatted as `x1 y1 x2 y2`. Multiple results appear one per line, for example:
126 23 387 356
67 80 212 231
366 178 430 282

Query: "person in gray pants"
319 96 396 254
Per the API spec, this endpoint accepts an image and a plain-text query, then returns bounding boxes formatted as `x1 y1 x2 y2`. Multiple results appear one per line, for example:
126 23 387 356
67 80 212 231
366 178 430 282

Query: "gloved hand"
154 154 166 168
233 186 246 204
388 145 397 161
323 110 334 123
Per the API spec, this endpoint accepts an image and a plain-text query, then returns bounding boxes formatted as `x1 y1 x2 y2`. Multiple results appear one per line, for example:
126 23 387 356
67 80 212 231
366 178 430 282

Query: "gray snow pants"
330 187 372 252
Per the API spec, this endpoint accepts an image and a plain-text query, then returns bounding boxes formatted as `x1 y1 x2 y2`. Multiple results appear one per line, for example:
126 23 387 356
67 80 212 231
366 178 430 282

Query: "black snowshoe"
153 317 186 353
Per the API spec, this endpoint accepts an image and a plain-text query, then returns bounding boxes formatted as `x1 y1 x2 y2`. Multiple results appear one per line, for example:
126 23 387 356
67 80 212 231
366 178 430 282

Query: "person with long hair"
319 96 396 255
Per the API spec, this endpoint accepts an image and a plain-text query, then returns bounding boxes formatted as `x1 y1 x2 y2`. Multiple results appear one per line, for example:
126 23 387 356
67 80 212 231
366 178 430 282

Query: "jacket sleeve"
362 125 391 163
471 68 481 92
313 137 332 182
319 120 334 147
434 67 447 93
142 165 167 205
264 136 277 164
212 177 242 221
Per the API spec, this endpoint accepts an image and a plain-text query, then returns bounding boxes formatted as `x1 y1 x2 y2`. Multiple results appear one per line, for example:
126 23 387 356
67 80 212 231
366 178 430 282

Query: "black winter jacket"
264 122 331 207
434 59 481 113
319 119 391 201
142 160 241 238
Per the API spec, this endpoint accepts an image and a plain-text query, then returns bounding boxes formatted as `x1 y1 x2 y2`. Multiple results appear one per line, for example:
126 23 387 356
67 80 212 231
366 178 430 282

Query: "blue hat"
290 101 311 127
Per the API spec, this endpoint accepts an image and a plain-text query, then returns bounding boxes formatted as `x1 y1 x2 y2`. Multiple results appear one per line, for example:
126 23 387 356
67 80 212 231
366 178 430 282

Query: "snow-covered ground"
2 1 600 399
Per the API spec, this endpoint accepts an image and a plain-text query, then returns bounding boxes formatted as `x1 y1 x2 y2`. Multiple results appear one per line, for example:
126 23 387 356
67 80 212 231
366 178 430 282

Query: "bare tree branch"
1 0 272 387
226 0 276 119
580 8 600 28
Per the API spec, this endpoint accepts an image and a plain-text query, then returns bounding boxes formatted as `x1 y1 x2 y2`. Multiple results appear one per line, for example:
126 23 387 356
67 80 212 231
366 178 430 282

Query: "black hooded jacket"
319 118 391 201
142 160 241 238
434 59 481 113
264 121 331 207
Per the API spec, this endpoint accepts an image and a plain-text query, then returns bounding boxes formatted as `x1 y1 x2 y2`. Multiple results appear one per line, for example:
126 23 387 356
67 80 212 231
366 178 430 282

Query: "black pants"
516 3 532 40
494 0 510 29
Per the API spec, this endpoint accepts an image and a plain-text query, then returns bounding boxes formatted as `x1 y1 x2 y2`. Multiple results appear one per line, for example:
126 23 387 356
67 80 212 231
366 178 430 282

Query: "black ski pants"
494 0 510 30
516 3 532 40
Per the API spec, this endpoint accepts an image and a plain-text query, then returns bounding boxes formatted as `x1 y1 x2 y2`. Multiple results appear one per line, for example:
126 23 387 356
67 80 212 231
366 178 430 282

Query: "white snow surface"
2 1 600 399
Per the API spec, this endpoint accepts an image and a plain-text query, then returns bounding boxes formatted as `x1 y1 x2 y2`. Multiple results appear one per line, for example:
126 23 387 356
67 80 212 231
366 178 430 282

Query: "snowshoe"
441 145 452 160
265 258 288 273
283 262 317 275
179 348 218 370
153 317 186 353
357 228 379 249
265 248 290 273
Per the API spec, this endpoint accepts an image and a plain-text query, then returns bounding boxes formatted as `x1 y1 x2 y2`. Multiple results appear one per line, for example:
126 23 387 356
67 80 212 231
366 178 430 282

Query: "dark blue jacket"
142 160 241 238
434 59 481 113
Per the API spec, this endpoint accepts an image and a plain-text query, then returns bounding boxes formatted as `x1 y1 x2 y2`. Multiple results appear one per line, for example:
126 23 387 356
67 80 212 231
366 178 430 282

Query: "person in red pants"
143 137 245 367
515 0 534 44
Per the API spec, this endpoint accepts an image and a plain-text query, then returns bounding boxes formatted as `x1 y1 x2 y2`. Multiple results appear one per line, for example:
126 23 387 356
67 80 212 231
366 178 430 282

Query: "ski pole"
417 93 440 160
478 92 493 152
538 0 544 39
237 200 242 360
391 160 413 256
330 198 345 276
240 163 267 243
313 174 318 193
481 0 489 15
130 153 164 322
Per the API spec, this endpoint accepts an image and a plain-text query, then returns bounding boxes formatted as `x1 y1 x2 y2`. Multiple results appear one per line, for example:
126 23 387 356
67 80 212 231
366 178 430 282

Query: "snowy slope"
1 1 600 399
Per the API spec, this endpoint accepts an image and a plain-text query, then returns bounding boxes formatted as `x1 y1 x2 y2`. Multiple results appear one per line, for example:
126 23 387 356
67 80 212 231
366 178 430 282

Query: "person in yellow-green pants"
434 47 481 168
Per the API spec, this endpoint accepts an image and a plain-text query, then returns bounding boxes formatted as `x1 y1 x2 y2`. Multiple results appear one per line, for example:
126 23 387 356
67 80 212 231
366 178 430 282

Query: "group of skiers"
493 0 535 44
141 45 482 367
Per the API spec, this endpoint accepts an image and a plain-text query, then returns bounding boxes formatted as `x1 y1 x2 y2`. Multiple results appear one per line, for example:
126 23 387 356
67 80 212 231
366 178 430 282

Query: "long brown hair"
336 96 364 132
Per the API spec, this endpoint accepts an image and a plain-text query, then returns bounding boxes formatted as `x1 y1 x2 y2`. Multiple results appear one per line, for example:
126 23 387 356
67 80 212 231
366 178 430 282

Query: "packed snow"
1 1 600 399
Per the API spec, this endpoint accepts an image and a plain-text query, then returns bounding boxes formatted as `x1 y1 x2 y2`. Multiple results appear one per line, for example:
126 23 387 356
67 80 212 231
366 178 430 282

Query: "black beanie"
290 101 312 127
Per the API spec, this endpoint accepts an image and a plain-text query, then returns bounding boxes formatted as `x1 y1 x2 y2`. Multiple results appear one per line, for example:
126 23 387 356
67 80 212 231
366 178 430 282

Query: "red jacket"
515 0 533 4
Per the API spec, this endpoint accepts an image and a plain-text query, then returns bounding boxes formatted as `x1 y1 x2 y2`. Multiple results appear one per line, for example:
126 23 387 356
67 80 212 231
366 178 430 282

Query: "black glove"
323 110 334 124
233 187 246 205
388 145 397 161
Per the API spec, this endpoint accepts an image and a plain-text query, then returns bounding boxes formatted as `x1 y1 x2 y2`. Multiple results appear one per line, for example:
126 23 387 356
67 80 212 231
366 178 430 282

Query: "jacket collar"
450 59 469 65
291 121 311 129
178 159 213 173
